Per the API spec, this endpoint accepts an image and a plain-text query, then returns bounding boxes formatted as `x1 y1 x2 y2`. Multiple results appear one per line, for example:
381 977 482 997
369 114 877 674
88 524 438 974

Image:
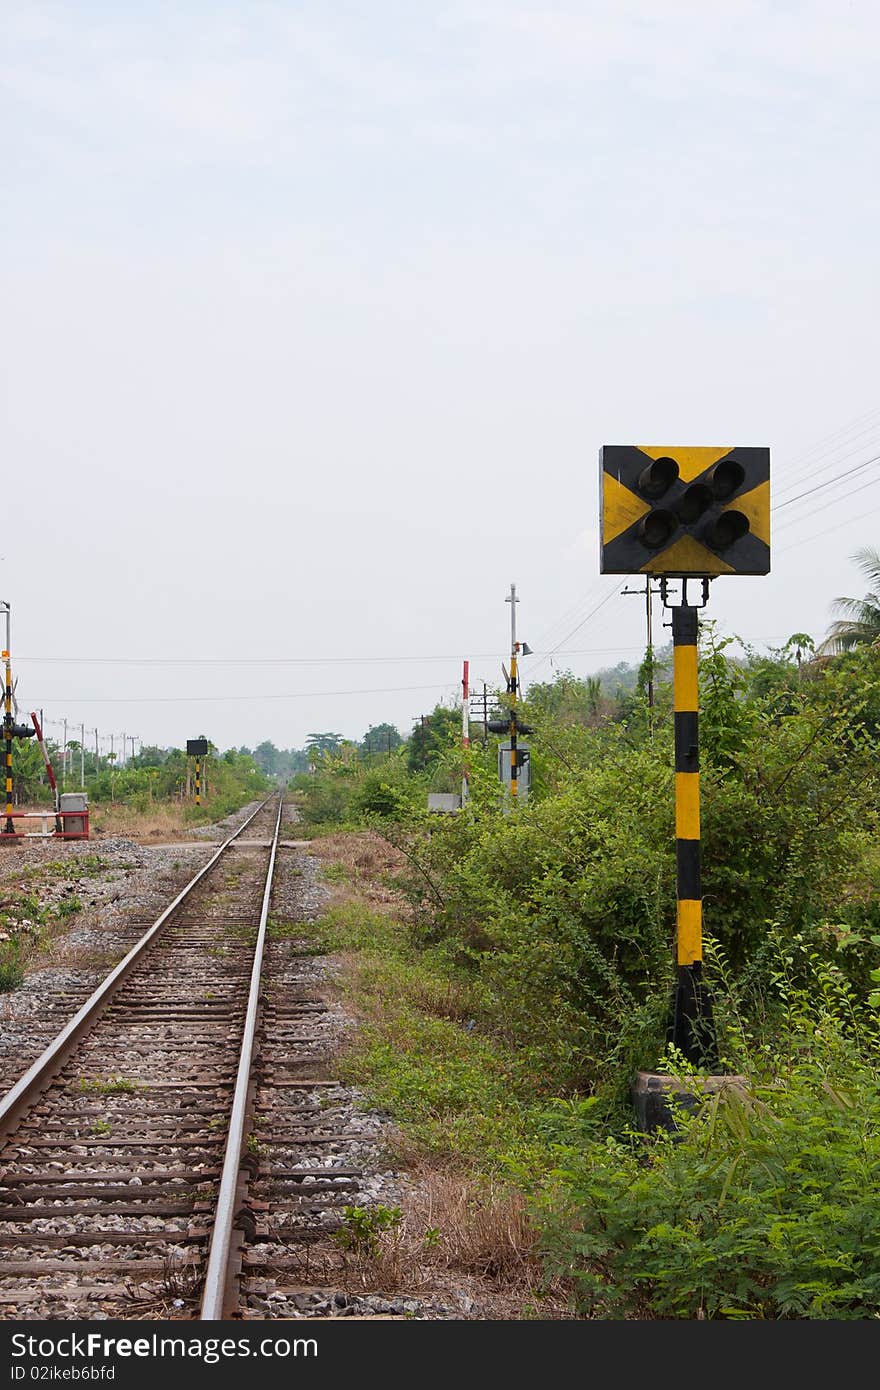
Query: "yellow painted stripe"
675 774 700 838
673 645 698 711
641 533 735 576
725 479 770 545
677 899 702 964
602 471 651 543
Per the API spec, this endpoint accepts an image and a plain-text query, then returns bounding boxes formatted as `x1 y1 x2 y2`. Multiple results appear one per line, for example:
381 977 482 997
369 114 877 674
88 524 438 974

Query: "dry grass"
52 942 127 973
308 831 410 915
90 802 191 842
308 831 408 881
272 1171 574 1319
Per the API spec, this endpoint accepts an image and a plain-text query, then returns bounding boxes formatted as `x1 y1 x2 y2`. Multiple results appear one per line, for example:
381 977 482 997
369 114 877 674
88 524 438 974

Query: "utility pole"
506 584 519 804
461 660 470 805
621 576 662 731
63 718 68 790
80 723 85 788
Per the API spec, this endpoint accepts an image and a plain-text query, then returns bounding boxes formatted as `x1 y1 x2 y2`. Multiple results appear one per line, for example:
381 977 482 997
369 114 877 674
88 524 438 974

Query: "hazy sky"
3 1 879 757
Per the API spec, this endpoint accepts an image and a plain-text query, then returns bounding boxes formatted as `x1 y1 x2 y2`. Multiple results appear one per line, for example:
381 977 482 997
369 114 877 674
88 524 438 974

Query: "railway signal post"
600 445 770 1092
1 602 36 842
2 620 13 838
187 738 209 806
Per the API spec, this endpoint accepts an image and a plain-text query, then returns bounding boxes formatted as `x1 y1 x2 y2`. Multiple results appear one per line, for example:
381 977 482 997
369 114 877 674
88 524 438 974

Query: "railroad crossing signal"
600 446 770 576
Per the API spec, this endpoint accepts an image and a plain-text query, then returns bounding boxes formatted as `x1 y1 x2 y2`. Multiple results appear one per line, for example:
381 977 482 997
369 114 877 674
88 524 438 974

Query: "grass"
76 1075 140 1095
299 835 578 1317
0 941 24 992
319 862 350 883
0 881 90 990
297 891 557 1178
90 802 188 840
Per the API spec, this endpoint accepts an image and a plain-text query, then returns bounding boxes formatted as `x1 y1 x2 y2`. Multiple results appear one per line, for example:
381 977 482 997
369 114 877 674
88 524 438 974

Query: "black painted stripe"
675 712 699 771
676 838 701 900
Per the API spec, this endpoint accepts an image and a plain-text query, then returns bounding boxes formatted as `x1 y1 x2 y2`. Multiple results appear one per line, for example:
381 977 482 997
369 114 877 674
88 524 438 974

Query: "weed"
0 942 24 992
91 1119 112 1136
161 1250 201 1301
320 863 350 884
54 896 82 919
336 1203 402 1258
77 1075 139 1095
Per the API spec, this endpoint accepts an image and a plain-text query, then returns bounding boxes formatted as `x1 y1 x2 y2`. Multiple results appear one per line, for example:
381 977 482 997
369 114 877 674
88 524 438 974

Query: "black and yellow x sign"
600 445 770 576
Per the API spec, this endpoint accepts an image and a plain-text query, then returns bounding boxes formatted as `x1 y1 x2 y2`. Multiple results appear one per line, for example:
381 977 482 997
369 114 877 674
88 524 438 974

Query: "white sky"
2 1 879 755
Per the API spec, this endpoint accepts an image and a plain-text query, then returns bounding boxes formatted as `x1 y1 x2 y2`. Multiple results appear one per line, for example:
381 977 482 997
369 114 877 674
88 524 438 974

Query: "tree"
360 723 402 756
253 740 282 776
407 706 460 773
305 733 344 756
821 547 880 654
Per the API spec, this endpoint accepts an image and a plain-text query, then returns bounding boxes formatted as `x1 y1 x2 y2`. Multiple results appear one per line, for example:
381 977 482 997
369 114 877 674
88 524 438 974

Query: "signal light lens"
707 510 750 550
677 483 713 526
708 459 746 501
637 456 679 498
638 508 677 550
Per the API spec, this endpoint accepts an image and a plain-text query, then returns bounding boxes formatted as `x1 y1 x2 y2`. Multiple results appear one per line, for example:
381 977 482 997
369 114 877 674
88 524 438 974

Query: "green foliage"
407 704 461 774
76 1075 139 1095
0 941 24 992
294 634 880 1319
537 995 880 1319
360 723 403 757
86 745 271 815
821 546 880 655
336 1204 402 1257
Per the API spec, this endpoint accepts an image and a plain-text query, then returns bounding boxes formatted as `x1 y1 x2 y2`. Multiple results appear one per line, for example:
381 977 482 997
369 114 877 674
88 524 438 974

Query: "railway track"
0 793 363 1321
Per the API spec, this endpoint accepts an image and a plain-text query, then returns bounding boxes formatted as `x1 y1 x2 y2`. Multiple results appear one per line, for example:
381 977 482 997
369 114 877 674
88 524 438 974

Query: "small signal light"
637 456 679 498
706 510 750 550
638 509 678 550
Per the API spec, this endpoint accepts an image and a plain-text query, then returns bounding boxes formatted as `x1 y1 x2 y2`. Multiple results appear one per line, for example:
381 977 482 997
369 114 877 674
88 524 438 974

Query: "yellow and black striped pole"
3 645 13 836
195 757 201 806
669 603 717 1068
509 649 518 802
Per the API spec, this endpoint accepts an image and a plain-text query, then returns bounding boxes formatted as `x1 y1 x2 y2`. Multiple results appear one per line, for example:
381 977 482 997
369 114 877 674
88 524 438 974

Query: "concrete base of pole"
632 1069 748 1135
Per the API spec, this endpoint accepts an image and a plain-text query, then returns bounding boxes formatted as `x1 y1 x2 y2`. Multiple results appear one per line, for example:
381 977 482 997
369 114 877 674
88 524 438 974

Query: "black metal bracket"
660 576 710 617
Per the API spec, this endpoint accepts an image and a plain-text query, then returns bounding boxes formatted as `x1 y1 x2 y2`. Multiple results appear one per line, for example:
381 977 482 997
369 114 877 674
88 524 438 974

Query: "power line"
527 582 622 681
771 452 880 514
31 682 458 705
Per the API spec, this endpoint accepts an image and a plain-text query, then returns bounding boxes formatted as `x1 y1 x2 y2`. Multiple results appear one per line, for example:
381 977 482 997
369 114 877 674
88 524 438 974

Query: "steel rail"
200 793 284 1319
0 795 277 1137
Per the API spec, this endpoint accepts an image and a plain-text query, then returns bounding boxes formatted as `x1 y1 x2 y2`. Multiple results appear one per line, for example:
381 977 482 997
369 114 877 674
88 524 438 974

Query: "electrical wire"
28 682 459 706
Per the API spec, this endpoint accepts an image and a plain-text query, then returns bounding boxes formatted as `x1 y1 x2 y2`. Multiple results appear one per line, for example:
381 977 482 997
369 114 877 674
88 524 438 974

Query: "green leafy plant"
335 1204 403 1258
76 1075 139 1095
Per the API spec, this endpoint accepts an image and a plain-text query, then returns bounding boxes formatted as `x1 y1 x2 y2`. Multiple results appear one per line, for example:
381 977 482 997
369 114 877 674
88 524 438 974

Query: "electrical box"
497 742 530 800
59 792 89 840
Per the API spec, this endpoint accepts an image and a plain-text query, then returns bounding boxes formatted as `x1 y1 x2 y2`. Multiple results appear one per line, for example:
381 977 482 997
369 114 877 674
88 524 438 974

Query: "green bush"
537 1002 880 1319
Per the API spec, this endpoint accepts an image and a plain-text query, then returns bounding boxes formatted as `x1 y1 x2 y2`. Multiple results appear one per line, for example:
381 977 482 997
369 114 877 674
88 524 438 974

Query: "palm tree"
820 547 880 654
